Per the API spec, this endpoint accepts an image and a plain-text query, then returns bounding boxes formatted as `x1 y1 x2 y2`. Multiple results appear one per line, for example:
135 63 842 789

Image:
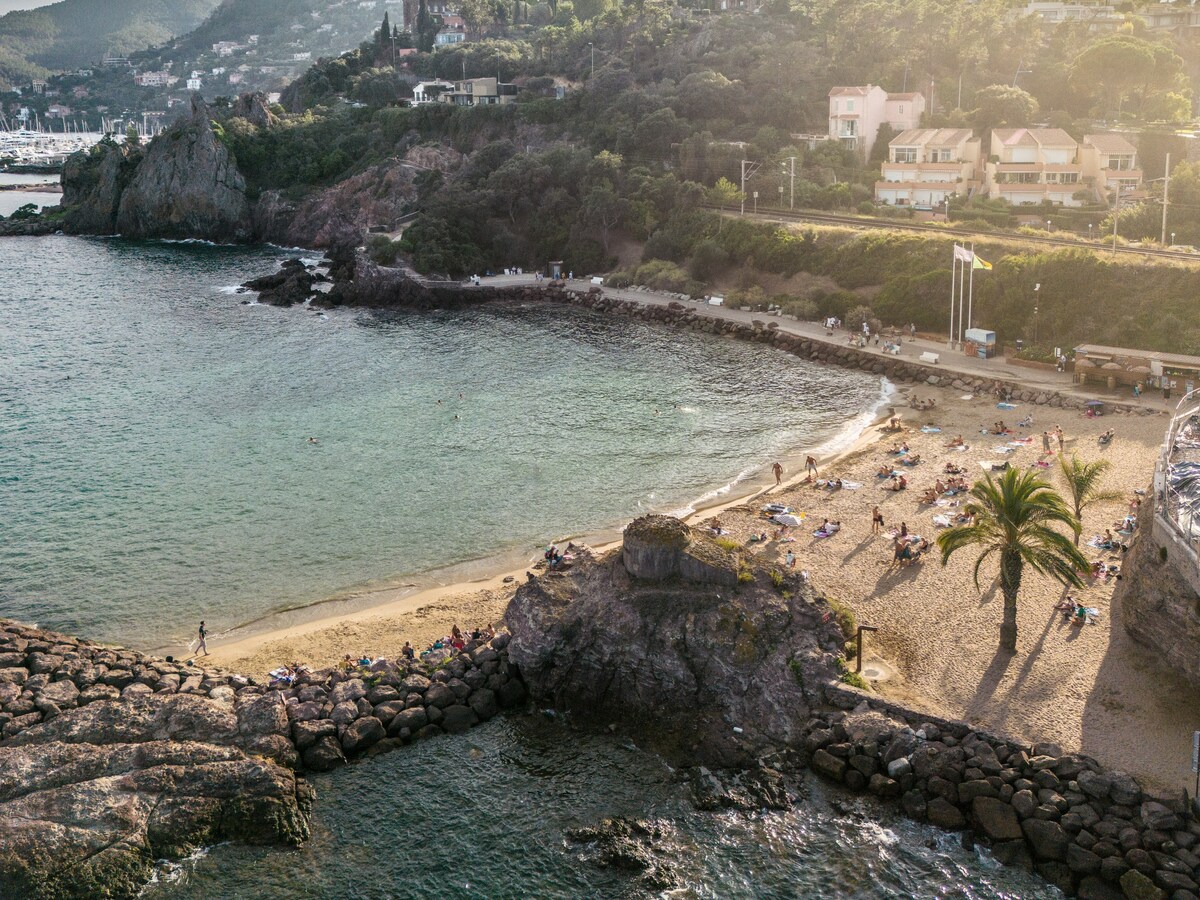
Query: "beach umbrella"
774 513 804 527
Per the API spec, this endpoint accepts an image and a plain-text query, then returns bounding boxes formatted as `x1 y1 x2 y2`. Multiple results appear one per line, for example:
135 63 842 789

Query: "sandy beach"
698 384 1199 792
202 373 1194 792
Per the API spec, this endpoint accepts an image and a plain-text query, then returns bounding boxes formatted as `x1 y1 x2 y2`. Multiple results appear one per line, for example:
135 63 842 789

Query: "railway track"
709 205 1200 264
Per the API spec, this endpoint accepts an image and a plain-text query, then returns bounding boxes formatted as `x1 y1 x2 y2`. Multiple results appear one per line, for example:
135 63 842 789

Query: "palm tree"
1058 453 1122 546
937 468 1089 653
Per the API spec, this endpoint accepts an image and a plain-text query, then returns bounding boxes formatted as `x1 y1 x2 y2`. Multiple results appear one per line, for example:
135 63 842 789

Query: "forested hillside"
0 0 219 84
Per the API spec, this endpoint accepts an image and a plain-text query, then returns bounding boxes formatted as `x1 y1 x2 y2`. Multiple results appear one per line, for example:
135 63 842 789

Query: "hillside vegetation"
0 0 219 83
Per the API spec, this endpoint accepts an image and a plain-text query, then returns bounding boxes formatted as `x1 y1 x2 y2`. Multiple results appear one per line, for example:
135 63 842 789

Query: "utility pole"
783 156 796 209
1161 152 1172 246
1112 194 1119 255
740 159 761 215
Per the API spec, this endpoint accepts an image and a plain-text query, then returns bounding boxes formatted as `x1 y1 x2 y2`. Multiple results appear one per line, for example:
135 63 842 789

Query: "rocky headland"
0 618 523 899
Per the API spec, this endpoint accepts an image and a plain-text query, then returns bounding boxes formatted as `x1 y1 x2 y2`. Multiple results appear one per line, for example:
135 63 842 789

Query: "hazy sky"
0 0 58 14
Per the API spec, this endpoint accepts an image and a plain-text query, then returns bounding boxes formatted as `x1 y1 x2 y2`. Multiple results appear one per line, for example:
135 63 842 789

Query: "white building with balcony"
985 128 1086 206
875 128 982 207
828 86 925 160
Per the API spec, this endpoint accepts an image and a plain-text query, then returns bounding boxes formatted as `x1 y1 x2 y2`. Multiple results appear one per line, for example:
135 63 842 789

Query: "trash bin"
1015 339 1025 351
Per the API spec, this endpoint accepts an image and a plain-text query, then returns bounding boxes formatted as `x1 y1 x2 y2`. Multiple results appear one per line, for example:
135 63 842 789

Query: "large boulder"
0 691 310 899
60 139 144 234
506 516 845 765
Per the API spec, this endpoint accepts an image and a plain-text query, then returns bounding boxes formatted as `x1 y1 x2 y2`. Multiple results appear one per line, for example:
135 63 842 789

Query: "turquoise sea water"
0 237 1063 898
2 236 893 651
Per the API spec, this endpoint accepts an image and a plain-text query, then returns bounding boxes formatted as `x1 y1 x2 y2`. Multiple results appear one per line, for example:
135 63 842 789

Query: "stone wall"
805 680 1199 900
1117 517 1200 690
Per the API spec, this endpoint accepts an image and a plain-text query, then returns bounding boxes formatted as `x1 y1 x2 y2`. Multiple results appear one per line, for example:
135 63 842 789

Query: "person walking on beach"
1055 426 1065 453
772 461 784 485
785 550 795 569
197 621 209 657
1042 431 1051 455
805 455 818 479
871 506 884 534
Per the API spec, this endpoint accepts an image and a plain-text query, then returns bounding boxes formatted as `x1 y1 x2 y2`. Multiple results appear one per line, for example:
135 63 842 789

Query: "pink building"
828 86 925 159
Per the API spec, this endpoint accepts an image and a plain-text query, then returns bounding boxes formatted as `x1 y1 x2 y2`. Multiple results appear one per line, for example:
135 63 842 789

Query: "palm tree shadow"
967 645 1016 715
1009 603 1066 695
979 576 1001 606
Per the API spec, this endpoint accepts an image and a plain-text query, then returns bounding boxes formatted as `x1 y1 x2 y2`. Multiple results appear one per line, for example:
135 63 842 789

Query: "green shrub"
835 656 871 691
768 568 785 592
826 597 856 639
714 536 741 553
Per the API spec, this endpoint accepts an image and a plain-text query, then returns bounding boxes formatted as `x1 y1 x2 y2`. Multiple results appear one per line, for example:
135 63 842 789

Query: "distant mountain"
0 0 221 84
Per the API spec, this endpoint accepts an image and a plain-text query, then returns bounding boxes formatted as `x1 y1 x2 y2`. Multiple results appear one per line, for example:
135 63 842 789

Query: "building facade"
828 86 925 159
874 128 982 207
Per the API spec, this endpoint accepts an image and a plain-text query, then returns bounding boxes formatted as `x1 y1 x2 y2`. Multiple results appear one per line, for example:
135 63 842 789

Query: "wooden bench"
919 351 940 365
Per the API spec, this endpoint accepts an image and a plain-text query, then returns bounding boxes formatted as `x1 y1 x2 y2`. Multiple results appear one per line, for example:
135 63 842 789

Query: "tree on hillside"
708 177 743 211
1057 454 1121 546
378 12 391 47
937 468 1088 653
1070 34 1185 117
416 0 437 53
971 84 1038 136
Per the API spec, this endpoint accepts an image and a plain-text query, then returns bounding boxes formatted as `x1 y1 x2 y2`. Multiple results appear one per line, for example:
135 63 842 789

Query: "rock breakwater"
801 697 1200 900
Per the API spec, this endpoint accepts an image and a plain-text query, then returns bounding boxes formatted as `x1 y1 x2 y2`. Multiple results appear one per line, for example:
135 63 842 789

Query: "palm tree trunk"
999 548 1023 653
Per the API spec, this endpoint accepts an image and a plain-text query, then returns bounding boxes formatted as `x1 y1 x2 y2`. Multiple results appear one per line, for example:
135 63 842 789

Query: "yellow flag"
972 255 992 271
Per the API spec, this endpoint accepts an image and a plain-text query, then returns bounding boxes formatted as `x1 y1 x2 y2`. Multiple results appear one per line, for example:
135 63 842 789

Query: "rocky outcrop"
505 516 846 766
0 621 311 900
59 139 144 234
242 258 321 306
113 95 251 241
256 157 420 249
229 91 278 130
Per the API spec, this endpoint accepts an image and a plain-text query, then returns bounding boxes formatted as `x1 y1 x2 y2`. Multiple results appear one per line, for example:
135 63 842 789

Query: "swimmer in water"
307 437 318 444
454 414 460 420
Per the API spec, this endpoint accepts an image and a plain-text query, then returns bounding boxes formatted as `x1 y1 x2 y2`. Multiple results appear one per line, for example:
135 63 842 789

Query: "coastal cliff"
57 95 251 242
506 515 847 766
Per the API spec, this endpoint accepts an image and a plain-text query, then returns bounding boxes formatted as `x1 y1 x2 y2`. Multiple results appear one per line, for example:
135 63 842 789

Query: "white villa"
828 86 925 160
874 128 982 208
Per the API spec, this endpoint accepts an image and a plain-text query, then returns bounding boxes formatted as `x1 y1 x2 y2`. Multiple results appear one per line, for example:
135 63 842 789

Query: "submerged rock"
565 816 680 890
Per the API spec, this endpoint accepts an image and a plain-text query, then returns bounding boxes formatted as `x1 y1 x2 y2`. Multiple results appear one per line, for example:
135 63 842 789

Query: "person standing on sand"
1055 426 1065 453
773 462 784 485
805 455 818 478
1042 431 1051 454
872 506 884 534
197 621 209 657
785 550 795 568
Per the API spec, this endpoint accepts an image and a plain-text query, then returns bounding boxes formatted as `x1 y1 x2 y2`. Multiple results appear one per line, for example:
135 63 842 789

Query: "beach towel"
1087 537 1116 550
813 529 833 538
948 445 968 452
762 503 791 514
1010 438 1034 446
960 395 974 401
979 461 1003 471
920 426 942 433
992 446 1016 454
932 514 952 528
840 481 862 490
997 402 1018 409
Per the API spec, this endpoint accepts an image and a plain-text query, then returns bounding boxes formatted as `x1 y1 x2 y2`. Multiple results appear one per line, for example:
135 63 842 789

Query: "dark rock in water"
688 765 791 811
565 817 680 890
242 259 316 306
302 734 347 772
60 139 143 234
506 516 844 766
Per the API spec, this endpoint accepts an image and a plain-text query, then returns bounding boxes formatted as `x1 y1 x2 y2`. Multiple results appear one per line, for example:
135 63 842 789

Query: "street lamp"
1033 283 1041 346
1046 219 1052 232
1172 231 1176 246
1088 223 1093 239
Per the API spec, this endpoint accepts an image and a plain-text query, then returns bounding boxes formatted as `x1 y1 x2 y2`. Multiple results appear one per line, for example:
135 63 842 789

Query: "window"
846 100 854 112
898 104 904 114
1109 154 1134 171
894 148 917 163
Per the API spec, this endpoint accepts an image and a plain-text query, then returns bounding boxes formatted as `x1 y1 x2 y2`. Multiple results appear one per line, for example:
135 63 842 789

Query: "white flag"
953 245 974 263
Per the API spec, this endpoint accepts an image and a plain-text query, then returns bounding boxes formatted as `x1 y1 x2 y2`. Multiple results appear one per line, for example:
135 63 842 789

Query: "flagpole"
957 247 966 347
949 245 957 348
968 240 975 335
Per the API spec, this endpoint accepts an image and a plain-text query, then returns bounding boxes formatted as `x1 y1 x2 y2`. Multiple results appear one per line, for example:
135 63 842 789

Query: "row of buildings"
826 85 1142 208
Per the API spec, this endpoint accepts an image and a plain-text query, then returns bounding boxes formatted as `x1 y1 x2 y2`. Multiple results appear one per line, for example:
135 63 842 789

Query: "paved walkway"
477 274 1173 413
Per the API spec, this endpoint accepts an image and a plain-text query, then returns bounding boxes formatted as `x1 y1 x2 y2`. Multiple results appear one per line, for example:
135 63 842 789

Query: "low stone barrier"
807 680 1199 900
0 619 526 772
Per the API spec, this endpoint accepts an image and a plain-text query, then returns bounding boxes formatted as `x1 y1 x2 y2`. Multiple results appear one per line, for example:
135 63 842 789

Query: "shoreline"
199 390 901 674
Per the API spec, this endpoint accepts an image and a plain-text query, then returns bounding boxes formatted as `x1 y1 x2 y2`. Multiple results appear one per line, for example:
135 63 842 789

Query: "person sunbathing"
877 464 893 478
944 463 964 475
902 453 922 465
946 435 965 447
1099 429 1115 445
921 488 938 504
